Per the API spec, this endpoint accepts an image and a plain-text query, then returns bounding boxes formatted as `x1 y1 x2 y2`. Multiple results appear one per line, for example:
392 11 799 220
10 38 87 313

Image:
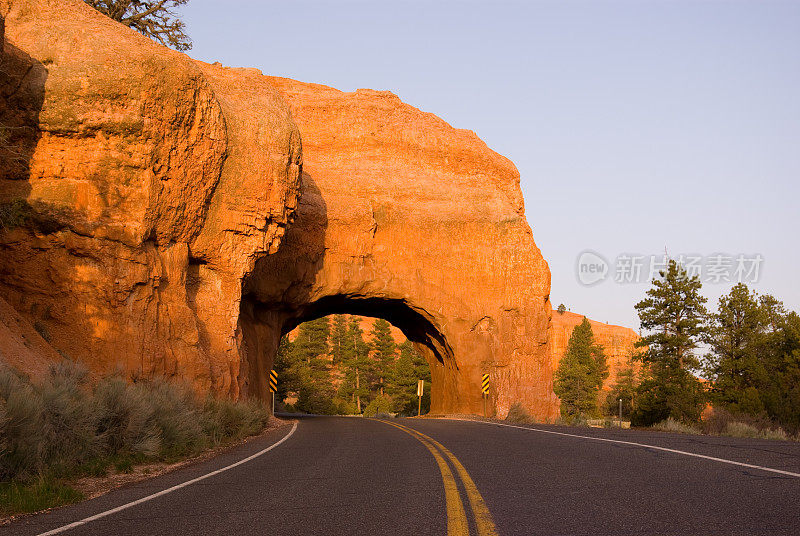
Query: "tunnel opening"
274 313 433 416
237 293 456 414
281 296 454 365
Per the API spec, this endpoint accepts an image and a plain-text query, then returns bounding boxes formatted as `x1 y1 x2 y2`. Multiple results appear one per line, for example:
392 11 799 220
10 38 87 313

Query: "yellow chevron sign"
481 373 490 394
269 369 278 392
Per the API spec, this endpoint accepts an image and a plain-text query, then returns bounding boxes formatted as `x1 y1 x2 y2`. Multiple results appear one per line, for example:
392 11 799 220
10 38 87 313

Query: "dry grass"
652 417 702 435
505 402 535 424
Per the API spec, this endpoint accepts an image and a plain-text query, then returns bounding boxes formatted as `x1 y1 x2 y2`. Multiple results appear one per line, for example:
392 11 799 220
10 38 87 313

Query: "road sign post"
481 374 490 417
269 369 278 417
619 398 623 428
417 379 424 416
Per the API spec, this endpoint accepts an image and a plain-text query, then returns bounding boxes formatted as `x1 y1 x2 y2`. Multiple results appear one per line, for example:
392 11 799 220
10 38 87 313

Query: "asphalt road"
3 416 799 536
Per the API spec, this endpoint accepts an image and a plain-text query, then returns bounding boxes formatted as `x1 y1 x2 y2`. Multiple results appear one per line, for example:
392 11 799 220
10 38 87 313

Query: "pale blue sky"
182 0 799 329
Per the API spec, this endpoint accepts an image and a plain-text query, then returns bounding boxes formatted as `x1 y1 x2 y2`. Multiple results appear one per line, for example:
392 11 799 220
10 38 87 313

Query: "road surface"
3 416 799 535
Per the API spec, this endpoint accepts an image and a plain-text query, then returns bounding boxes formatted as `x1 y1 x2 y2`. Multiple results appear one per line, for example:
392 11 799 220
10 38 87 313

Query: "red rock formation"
0 0 558 419
0 0 301 397
246 78 555 418
549 310 640 398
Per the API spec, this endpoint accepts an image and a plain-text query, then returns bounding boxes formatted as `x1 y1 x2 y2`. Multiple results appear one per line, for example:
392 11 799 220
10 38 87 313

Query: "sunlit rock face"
249 78 557 418
0 0 558 419
0 0 301 397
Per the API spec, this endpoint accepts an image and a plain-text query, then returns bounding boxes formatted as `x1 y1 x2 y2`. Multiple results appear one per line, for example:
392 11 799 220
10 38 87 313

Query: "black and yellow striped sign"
269 369 278 392
481 373 490 395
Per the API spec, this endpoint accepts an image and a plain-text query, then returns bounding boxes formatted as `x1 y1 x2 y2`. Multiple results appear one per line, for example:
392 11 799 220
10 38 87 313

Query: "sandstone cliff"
0 0 301 397
1 0 557 419
243 78 555 418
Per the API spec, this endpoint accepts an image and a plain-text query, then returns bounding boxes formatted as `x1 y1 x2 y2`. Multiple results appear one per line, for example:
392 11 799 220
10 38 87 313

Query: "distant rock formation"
0 0 557 419
549 310 640 398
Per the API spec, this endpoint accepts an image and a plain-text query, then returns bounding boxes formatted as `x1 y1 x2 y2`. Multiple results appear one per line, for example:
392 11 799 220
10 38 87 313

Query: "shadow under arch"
282 295 455 366
240 292 457 412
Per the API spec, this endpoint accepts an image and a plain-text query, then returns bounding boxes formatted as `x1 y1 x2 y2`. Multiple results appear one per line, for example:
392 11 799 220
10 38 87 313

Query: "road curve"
2 417 799 536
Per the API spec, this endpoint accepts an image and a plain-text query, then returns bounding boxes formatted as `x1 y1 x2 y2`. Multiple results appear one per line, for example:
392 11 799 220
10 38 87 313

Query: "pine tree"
339 317 371 413
632 260 707 426
370 318 396 396
557 304 566 315
554 317 608 420
329 314 348 365
704 290 800 433
291 317 336 414
387 340 432 415
603 353 638 418
704 283 769 415
758 304 800 433
273 335 298 405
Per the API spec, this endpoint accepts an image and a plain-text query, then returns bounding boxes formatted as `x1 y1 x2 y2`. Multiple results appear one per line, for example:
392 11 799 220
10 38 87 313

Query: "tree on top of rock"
557 304 566 315
84 0 193 51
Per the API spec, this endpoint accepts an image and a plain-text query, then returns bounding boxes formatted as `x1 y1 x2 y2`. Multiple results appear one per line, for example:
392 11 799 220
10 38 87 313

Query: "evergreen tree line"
555 260 800 434
273 316 431 416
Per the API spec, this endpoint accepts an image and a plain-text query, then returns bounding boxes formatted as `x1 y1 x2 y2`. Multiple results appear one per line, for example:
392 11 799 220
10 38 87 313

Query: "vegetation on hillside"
0 362 271 515
274 315 431 416
559 259 800 439
703 284 800 433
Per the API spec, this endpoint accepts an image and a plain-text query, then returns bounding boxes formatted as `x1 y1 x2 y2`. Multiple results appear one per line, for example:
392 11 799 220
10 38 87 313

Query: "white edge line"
441 418 800 478
36 421 299 536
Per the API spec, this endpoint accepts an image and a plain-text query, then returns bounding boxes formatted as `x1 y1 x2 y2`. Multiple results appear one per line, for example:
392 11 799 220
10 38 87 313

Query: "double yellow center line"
378 420 498 536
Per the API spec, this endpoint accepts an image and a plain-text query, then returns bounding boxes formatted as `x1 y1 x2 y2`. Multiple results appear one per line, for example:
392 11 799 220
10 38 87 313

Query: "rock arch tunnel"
230 78 559 418
0 0 559 421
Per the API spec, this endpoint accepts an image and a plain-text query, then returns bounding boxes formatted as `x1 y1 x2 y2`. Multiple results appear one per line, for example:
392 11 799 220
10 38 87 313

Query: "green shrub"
94 377 160 456
0 477 84 515
0 200 34 231
362 395 393 417
38 362 100 476
700 407 789 439
0 360 273 505
146 379 205 458
0 367 47 480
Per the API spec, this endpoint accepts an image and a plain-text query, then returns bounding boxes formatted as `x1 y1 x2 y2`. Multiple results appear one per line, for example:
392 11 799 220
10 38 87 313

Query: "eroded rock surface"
1 0 558 418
